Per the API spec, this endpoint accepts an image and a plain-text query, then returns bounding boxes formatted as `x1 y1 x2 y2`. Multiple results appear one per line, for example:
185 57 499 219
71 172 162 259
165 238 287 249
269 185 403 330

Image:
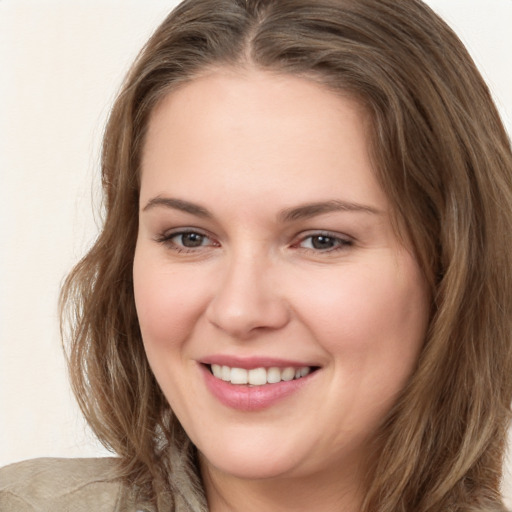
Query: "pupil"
312 235 334 250
183 233 204 247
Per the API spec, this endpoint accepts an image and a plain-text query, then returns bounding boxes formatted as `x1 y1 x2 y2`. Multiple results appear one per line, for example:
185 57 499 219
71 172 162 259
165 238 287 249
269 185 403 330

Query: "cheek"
291 253 429 369
133 251 208 351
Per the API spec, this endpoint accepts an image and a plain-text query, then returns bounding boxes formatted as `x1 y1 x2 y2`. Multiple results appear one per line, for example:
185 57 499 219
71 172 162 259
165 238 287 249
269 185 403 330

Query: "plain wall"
1 0 511 501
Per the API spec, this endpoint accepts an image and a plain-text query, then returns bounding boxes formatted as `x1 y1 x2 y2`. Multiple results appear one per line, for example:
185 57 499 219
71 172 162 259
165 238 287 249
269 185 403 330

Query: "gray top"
0 457 150 512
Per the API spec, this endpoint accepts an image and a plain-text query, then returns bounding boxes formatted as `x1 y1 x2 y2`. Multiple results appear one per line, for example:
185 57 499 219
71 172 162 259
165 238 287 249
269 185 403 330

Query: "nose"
205 251 291 340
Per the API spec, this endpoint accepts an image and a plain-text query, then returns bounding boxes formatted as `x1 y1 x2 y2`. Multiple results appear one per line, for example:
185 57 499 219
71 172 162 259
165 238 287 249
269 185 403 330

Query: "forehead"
140 68 388 214
143 67 369 159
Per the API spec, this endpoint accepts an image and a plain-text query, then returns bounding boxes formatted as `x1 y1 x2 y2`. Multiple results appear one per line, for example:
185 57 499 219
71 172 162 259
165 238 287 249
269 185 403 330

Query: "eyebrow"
142 196 381 221
278 200 382 222
142 197 211 217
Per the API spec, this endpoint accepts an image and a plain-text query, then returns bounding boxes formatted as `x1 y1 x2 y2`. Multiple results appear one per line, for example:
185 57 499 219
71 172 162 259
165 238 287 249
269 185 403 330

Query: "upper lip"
199 355 319 370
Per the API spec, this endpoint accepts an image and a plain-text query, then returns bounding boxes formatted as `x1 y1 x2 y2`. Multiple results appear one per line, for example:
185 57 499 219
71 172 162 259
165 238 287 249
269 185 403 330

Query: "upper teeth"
210 364 311 385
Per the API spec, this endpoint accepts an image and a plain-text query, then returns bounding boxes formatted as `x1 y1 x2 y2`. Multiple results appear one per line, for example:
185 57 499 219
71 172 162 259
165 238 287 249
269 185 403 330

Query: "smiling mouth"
207 364 318 386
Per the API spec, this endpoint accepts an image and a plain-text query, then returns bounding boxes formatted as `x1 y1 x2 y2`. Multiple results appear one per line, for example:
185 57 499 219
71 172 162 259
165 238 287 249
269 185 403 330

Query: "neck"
200 457 364 512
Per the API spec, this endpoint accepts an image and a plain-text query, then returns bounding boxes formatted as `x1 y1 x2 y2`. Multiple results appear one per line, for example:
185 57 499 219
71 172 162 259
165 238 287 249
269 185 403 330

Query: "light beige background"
1 0 511 502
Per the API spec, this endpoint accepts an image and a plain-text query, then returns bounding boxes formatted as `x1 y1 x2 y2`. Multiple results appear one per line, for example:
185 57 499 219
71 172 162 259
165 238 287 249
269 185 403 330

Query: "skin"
133 68 430 512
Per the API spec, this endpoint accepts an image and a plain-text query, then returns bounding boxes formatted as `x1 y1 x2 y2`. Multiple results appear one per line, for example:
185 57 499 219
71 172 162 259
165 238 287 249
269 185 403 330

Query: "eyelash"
294 232 353 253
155 229 353 254
156 230 218 253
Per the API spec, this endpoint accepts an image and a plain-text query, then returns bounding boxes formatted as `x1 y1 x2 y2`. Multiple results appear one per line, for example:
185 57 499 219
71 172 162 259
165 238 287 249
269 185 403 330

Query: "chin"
197 437 309 481
202 455 297 481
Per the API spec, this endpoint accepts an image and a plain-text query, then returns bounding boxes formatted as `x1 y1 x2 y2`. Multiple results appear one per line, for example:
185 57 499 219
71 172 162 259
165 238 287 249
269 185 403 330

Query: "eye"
156 229 218 252
297 233 352 252
173 232 210 248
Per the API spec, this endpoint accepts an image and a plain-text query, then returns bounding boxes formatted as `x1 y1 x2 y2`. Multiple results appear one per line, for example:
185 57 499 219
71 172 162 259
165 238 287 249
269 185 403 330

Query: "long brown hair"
60 0 512 510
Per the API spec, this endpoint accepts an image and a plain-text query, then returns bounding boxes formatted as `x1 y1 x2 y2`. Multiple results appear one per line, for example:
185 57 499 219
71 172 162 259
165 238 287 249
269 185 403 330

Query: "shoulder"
0 457 140 512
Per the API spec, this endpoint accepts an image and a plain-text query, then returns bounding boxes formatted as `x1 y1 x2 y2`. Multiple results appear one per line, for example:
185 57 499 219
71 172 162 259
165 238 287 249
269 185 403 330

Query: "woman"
2 0 512 511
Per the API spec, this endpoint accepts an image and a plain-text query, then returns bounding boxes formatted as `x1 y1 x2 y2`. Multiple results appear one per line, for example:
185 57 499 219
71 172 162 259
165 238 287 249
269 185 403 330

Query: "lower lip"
201 365 314 411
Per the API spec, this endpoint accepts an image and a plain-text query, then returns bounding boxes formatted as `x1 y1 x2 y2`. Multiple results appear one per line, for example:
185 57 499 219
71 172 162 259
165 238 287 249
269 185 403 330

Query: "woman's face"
134 69 430 485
